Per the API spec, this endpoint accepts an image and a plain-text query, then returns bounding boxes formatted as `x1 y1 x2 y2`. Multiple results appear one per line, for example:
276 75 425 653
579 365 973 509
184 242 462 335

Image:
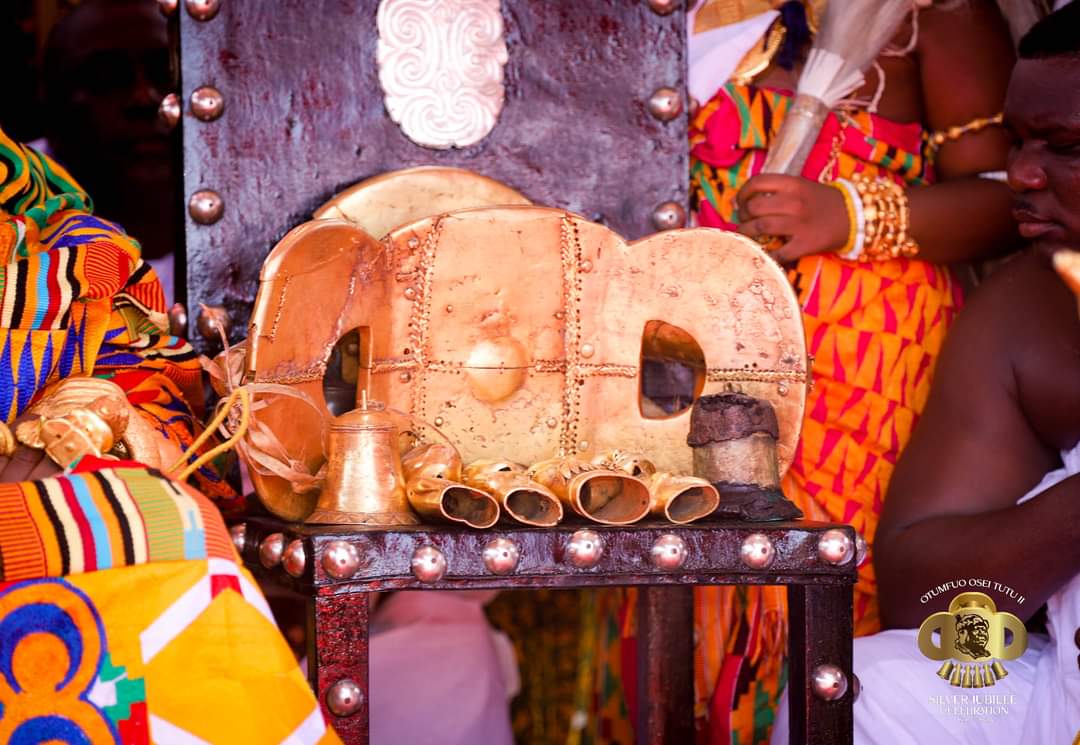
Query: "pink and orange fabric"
687 83 961 744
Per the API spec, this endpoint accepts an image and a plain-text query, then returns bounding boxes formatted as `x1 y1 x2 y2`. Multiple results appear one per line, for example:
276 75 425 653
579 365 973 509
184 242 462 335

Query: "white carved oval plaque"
376 0 509 150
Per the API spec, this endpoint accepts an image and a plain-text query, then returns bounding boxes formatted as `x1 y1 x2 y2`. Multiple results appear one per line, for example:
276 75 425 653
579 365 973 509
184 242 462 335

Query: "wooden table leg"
787 583 854 745
309 592 370 744
636 586 694 745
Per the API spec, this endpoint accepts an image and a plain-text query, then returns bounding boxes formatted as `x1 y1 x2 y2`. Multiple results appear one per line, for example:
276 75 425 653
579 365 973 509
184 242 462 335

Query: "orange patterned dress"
687 83 962 744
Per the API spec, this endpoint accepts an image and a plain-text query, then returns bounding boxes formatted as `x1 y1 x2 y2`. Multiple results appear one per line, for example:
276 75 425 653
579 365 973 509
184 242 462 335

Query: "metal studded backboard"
176 0 688 352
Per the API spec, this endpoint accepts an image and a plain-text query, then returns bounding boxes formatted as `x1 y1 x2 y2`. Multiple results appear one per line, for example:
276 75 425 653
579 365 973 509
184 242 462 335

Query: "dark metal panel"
309 593 370 742
179 0 688 351
240 519 858 591
788 584 856 745
636 586 694 745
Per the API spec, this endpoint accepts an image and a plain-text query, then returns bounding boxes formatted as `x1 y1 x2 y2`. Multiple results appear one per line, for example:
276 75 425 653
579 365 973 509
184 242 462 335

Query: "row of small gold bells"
305 395 720 528
403 445 719 529
936 661 1009 688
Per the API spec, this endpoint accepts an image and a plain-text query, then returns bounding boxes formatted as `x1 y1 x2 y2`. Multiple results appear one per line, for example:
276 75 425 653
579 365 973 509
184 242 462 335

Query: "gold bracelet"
0 422 15 457
827 181 859 256
852 173 920 261
929 113 1003 151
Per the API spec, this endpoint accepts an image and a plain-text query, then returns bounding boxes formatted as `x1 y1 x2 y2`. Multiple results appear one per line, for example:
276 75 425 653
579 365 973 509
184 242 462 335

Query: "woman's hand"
735 174 850 264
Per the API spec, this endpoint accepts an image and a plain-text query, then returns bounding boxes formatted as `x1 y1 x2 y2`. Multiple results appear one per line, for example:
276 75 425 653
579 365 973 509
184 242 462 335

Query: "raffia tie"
198 309 328 494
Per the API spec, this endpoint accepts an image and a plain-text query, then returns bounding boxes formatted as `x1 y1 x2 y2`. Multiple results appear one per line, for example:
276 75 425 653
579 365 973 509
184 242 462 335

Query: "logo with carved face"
953 612 992 660
917 592 1027 688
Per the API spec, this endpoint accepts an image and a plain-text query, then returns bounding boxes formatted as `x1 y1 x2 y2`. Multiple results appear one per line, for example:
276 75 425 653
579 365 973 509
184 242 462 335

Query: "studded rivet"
646 0 680 15
399 371 412 382
566 529 604 568
740 532 775 569
282 538 306 578
818 529 855 566
326 678 364 717
855 533 869 567
577 441 589 452
580 343 595 358
650 533 688 570
190 85 225 121
322 540 362 580
647 87 683 122
158 93 180 130
411 545 447 583
188 189 224 225
482 537 520 575
811 664 848 701
651 201 687 231
196 305 230 341
158 0 179 15
434 416 444 427
404 287 417 301
545 417 558 429
407 236 420 249
580 259 593 273
185 0 221 21
259 532 285 568
229 523 246 554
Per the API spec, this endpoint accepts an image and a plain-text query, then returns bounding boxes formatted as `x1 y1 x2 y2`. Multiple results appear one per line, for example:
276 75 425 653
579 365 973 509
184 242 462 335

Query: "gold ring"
0 422 15 457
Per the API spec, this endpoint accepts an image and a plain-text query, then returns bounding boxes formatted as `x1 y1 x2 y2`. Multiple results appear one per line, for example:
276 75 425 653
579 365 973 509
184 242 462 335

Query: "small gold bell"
306 392 420 526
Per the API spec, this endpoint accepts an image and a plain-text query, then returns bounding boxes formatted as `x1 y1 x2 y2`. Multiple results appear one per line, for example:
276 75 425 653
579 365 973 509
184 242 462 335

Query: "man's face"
46 1 170 186
1005 57 1080 254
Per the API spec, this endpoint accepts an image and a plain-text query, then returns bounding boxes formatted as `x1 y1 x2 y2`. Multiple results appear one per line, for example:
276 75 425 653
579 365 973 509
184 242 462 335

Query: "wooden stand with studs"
237 519 856 745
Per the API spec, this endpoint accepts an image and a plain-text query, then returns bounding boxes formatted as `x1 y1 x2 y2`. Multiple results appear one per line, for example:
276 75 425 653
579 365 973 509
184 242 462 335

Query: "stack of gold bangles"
828 172 920 262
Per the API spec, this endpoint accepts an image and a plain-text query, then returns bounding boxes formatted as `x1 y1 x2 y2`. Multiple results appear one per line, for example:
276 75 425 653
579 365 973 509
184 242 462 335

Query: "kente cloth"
0 458 340 744
0 128 235 506
771 444 1080 745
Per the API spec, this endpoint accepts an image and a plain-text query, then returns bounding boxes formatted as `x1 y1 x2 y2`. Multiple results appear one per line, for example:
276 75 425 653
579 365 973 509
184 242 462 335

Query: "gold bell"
463 460 564 527
527 457 651 526
306 393 420 526
401 444 501 529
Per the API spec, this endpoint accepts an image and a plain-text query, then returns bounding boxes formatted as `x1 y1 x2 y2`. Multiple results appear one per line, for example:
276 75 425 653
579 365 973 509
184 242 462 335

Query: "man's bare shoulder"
959 251 1080 451
878 251 1079 585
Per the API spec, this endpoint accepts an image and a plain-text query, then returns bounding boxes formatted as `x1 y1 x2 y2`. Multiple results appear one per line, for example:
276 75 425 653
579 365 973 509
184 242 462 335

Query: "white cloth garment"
771 443 1080 744
687 8 779 106
368 590 517 745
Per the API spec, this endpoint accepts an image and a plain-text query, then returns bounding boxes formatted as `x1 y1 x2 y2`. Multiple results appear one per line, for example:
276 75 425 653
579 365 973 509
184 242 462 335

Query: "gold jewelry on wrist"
14 378 132 469
0 422 15 457
827 179 860 258
16 399 128 469
851 173 920 262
